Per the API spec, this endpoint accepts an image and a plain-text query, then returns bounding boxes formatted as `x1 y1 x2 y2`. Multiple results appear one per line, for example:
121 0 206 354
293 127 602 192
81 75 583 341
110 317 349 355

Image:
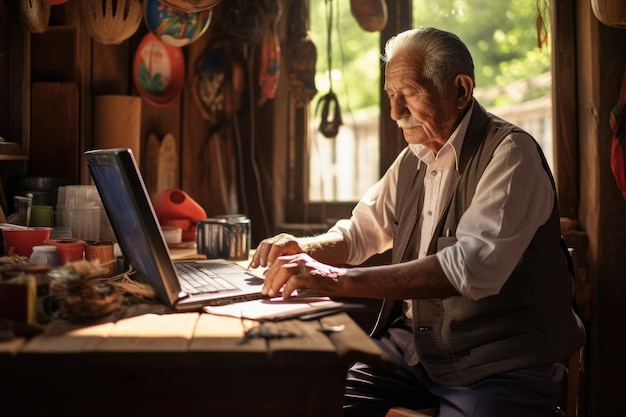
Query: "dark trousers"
344 324 565 417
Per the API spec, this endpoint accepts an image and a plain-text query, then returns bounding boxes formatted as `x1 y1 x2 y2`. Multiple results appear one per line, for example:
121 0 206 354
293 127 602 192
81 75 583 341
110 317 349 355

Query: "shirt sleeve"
327 148 409 265
436 133 555 300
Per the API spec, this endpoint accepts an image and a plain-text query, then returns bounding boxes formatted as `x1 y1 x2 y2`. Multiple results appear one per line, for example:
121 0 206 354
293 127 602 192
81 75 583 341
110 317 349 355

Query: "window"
308 0 381 202
282 0 560 229
411 0 554 171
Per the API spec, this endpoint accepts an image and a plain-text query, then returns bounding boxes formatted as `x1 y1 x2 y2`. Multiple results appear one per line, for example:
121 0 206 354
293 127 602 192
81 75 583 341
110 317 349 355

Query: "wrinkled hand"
262 253 346 300
249 233 304 268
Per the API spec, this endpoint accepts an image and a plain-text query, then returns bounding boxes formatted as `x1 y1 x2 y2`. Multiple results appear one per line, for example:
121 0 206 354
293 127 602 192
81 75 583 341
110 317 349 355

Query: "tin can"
196 215 251 261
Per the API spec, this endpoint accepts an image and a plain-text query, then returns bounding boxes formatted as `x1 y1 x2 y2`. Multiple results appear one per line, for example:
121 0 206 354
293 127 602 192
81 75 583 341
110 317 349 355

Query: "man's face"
384 54 461 153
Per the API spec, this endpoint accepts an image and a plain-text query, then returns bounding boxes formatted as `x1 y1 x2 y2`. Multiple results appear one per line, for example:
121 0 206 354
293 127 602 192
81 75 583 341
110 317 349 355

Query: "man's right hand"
249 233 304 269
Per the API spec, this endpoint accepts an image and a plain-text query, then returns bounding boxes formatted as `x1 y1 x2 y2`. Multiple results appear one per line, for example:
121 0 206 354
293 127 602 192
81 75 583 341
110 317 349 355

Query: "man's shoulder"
484 109 530 139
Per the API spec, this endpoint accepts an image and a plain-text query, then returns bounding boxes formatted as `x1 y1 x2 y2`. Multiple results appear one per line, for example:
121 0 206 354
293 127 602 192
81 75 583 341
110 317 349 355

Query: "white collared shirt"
328 104 555 301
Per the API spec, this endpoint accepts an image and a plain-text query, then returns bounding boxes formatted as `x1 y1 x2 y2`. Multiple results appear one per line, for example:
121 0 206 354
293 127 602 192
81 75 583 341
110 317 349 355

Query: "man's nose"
389 95 408 121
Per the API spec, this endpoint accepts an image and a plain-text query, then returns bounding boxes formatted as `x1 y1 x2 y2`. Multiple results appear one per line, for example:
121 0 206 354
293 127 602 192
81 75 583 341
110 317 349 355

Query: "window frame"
278 0 577 231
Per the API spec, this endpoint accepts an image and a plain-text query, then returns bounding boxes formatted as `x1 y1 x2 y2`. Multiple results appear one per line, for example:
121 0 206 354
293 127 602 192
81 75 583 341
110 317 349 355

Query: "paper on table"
203 296 347 321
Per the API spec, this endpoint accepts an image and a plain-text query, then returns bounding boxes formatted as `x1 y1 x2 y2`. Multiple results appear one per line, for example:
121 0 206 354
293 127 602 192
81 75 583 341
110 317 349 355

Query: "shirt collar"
408 101 474 171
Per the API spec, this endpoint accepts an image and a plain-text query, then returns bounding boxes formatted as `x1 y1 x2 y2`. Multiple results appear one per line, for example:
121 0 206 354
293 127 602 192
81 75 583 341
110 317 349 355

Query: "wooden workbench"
0 304 390 417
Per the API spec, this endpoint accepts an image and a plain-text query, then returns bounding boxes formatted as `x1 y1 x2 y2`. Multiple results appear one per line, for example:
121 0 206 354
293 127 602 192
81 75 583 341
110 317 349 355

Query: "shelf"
0 154 28 162
0 140 25 161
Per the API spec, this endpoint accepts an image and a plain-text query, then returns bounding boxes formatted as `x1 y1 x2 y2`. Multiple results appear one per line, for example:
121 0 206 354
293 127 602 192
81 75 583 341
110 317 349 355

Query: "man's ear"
455 74 474 109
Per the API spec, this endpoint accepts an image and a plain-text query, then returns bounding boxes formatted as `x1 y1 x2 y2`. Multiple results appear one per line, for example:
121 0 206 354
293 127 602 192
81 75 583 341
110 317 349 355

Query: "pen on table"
298 308 346 321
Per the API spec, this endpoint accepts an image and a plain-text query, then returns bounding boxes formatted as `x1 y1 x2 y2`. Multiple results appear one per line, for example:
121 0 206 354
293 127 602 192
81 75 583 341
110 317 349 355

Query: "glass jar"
29 245 62 267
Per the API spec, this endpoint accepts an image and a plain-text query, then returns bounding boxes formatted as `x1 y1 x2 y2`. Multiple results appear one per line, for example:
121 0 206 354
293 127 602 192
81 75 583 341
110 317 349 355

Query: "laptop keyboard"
175 263 239 295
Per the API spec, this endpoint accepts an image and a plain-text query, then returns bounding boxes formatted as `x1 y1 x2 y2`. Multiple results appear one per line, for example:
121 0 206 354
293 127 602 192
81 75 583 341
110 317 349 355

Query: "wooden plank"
266 317 336 357
320 313 394 368
551 0 579 218
30 82 80 183
193 312 246 337
0 337 26 359
7 0 30 157
189 313 269 368
98 312 197 351
0 1 8 142
30 26 76 82
91 41 133 95
20 321 114 353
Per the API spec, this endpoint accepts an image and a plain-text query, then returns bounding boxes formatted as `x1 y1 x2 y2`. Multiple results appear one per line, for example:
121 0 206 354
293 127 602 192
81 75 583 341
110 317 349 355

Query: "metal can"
196 215 251 261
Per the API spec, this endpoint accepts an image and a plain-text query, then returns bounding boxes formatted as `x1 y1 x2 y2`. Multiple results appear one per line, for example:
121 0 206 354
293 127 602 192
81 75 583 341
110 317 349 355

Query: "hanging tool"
259 0 282 101
315 0 343 139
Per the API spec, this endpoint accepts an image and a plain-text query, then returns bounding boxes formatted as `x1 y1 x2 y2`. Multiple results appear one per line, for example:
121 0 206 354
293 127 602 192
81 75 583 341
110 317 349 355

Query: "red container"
44 238 85 264
2 227 53 258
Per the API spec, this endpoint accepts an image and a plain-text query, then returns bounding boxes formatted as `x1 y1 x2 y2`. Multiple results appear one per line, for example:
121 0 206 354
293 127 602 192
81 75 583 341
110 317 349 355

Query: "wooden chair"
385 345 585 417
553 345 586 417
386 407 438 417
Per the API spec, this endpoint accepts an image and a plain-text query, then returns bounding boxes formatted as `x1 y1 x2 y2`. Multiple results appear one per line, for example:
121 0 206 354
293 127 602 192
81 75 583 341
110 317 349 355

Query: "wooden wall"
575 2 626 416
10 1 278 245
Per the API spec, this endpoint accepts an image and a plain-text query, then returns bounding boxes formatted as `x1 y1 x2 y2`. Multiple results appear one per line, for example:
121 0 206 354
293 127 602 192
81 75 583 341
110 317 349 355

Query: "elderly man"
250 27 585 417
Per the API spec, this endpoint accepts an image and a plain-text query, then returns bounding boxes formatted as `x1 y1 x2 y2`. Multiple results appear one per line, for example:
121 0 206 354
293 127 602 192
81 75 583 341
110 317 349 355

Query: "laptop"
84 148 265 311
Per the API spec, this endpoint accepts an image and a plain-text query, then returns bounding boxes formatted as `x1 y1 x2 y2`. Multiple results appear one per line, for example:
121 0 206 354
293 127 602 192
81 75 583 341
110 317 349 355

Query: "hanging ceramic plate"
133 32 185 107
158 0 221 13
143 0 212 47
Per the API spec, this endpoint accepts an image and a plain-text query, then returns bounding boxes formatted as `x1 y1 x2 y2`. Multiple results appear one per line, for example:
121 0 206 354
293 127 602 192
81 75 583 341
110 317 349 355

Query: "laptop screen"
85 148 181 306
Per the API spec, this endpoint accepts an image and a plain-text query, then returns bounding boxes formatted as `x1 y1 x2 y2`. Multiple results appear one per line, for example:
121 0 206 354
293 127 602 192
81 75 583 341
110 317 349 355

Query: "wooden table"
0 304 390 417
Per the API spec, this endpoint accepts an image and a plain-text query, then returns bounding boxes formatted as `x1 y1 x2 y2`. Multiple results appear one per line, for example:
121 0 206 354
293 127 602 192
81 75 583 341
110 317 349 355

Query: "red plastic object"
153 189 206 241
610 67 626 200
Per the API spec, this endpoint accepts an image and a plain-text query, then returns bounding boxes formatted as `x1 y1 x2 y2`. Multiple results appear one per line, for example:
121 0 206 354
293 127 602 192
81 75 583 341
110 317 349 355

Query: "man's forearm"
340 255 460 300
299 233 349 266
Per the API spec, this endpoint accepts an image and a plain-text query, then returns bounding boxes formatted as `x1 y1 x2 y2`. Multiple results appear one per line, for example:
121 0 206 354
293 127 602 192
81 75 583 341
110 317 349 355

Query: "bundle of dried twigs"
48 260 157 321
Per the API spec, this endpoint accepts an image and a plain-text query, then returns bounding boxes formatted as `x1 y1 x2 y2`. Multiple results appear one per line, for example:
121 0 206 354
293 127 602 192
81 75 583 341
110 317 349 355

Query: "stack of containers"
56 185 113 241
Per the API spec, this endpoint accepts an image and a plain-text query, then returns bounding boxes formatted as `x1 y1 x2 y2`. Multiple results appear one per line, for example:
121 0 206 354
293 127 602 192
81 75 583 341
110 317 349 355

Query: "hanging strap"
316 0 343 138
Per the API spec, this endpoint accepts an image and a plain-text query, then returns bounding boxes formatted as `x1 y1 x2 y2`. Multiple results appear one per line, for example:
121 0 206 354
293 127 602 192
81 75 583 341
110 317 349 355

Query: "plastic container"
44 238 85 264
29 245 61 267
2 227 53 257
56 206 100 241
56 185 113 241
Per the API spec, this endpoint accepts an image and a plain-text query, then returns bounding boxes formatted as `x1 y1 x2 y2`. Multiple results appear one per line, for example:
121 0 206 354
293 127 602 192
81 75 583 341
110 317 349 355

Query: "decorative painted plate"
157 0 221 13
133 32 185 107
143 0 212 47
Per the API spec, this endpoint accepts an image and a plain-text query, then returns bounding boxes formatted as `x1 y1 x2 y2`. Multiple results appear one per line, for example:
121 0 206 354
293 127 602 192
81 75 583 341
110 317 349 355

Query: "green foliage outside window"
309 0 551 111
